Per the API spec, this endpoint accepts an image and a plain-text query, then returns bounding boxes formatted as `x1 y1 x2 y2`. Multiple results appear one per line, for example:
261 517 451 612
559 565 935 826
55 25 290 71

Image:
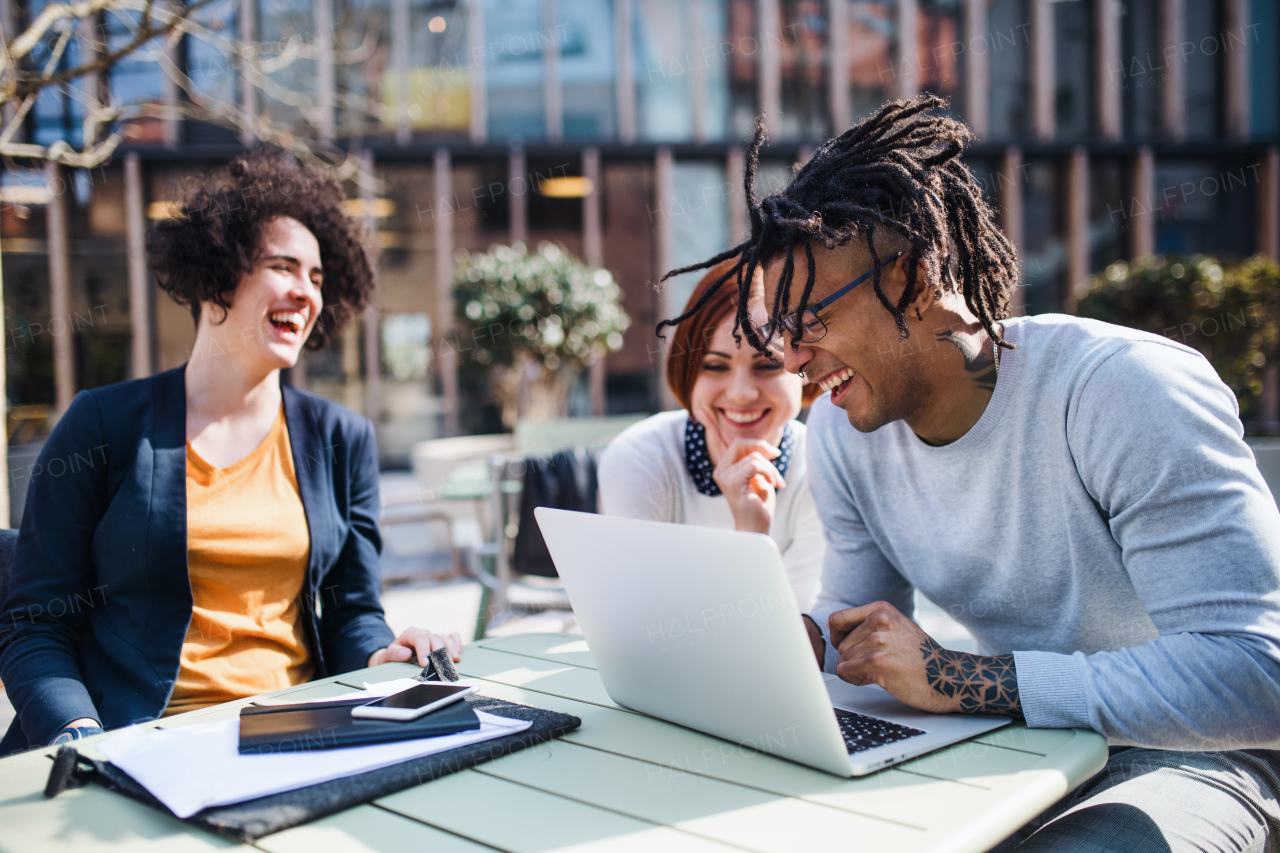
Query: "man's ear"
905 258 938 320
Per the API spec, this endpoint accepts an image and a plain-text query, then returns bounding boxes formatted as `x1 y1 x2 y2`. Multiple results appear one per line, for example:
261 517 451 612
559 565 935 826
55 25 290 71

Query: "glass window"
1053 0 1090 140
634 0 729 142
186 0 242 143
561 0 616 138
1120 0 1161 140
1088 157 1125 278
257 0 318 135
334 0 391 137
846 0 896 124
779 0 830 140
664 160 729 314
919 0 964 124
403 0 472 136
29 0 89 147
1020 158 1063 315
1184 0 1220 140
1154 158 1257 256
103 6 169 145
1249 0 1277 136
988 0 1028 139
486 0 545 139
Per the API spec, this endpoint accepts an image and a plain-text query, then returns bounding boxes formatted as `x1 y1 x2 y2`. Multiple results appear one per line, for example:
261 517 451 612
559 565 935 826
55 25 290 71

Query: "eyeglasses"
756 252 904 352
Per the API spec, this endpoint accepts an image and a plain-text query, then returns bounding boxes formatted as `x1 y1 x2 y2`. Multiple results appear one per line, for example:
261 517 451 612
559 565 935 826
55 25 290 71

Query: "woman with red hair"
597 262 824 609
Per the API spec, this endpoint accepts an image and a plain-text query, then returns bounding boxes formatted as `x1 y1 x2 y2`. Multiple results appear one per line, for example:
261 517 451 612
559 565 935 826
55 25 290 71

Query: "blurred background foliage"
1073 255 1280 428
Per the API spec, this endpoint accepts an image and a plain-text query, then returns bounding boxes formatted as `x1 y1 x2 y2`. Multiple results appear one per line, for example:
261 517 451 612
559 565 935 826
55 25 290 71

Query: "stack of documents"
97 682 531 818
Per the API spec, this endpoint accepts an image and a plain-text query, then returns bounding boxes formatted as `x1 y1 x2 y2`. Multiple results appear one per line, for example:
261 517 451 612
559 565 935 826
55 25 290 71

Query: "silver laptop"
534 508 1010 777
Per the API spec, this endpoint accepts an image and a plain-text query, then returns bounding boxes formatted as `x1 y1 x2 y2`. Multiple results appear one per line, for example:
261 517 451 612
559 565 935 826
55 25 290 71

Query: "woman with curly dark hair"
0 147 460 754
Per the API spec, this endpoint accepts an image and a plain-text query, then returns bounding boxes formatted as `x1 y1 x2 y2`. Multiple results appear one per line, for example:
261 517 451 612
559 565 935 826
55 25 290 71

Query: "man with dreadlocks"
660 96 1280 850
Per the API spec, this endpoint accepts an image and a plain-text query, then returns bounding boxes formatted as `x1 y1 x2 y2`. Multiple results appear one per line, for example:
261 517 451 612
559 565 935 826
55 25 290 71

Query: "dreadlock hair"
655 95 1020 357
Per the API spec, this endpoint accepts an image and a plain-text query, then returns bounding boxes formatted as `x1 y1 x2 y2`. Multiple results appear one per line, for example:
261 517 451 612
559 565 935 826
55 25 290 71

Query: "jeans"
990 748 1280 853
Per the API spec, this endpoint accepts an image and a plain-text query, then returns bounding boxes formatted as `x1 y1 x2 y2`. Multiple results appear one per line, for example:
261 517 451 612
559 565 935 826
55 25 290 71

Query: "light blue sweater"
806 314 1280 750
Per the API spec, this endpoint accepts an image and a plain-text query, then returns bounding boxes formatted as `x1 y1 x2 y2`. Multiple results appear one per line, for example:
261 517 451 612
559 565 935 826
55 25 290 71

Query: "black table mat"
48 695 581 843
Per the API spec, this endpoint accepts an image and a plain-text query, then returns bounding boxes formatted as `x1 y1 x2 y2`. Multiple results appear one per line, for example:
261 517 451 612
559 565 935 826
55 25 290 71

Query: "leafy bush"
453 241 629 373
1072 254 1279 424
452 241 631 425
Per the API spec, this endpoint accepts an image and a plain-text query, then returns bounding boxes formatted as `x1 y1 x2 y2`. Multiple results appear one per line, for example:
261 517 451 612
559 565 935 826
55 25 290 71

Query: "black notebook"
238 697 480 755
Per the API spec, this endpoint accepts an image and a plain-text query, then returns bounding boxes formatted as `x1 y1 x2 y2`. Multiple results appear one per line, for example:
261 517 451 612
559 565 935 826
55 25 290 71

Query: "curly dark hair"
146 145 375 351
656 95 1020 357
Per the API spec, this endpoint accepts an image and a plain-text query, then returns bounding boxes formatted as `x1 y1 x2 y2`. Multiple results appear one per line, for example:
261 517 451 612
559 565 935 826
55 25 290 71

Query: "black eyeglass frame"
759 251 906 350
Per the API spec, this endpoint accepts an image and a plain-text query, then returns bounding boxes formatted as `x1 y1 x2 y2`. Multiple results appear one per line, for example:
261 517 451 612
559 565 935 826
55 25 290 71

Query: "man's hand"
368 627 463 668
829 602 1022 717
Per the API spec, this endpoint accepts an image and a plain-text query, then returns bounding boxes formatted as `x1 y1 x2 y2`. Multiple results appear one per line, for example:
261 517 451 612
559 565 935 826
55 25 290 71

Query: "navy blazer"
0 366 395 753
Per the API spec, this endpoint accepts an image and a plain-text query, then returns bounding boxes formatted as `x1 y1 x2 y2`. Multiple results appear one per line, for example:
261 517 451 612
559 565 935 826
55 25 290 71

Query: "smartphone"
350 683 476 721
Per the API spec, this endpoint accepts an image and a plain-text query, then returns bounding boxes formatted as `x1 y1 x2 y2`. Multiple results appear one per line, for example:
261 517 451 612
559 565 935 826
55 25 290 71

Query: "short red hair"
666 261 820 411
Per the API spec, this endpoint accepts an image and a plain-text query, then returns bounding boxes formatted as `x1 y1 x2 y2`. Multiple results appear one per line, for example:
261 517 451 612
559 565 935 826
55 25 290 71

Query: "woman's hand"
368 627 463 668
712 437 785 535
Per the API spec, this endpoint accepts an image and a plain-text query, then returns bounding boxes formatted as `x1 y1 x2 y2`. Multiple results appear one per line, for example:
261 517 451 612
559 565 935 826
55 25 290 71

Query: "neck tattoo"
935 330 997 392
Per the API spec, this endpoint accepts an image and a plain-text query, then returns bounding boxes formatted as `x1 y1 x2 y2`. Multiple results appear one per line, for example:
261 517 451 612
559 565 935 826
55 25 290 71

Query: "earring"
798 371 806 379
915 307 923 321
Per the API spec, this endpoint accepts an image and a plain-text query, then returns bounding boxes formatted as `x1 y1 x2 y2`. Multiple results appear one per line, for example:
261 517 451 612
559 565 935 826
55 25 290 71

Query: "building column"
314 0 335 141
542 0 563 143
509 144 527 244
435 147 459 437
46 162 74 415
1095 0 1121 141
655 146 677 411
392 0 411 146
1261 147 1280 427
1160 0 1185 139
1130 146 1155 258
689 0 708 143
827 0 849 134
963 0 989 138
239 0 257 146
1029 0 1054 141
1223 0 1249 140
162 5 181 149
727 146 748 245
583 147 606 416
361 150 381 427
759 0 782 139
999 147 1025 316
896 0 919 100
614 0 635 143
125 153 153 379
468 0 487 144
1064 148 1089 309
1258 147 1279 259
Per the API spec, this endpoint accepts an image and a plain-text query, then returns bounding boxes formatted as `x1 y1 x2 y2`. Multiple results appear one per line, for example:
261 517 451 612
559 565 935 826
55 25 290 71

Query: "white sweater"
597 410 824 611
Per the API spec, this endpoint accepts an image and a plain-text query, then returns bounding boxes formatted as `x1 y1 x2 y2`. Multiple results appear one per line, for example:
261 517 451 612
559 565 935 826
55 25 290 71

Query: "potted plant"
453 241 631 428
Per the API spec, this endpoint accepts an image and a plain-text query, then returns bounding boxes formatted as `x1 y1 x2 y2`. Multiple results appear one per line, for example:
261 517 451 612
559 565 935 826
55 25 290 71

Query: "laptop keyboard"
835 709 926 755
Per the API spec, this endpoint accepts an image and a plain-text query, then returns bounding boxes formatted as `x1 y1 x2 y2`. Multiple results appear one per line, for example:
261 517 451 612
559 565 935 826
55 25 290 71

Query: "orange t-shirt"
164 406 314 716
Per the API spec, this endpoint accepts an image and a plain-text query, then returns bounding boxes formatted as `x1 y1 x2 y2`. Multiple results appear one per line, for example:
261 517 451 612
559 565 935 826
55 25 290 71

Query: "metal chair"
467 454 571 638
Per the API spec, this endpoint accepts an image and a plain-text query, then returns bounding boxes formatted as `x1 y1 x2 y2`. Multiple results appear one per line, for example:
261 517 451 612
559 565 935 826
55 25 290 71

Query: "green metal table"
0 632 1108 853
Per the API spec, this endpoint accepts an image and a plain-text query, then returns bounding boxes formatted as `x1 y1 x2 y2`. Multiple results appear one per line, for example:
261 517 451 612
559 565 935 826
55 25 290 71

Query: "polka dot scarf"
684 417 795 497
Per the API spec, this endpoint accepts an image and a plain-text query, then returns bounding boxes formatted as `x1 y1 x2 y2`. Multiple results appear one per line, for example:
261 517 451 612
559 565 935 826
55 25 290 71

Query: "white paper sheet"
98 703 531 818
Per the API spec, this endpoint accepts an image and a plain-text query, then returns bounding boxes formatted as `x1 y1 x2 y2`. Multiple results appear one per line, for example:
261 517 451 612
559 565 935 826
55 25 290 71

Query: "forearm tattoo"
921 638 1023 717
936 331 996 391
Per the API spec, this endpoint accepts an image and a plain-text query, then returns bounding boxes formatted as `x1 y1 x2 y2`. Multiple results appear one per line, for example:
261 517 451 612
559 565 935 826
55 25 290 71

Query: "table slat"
465 679 997 832
472 634 596 669
255 805 493 853
457 647 620 709
476 736 924 851
377 770 747 853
